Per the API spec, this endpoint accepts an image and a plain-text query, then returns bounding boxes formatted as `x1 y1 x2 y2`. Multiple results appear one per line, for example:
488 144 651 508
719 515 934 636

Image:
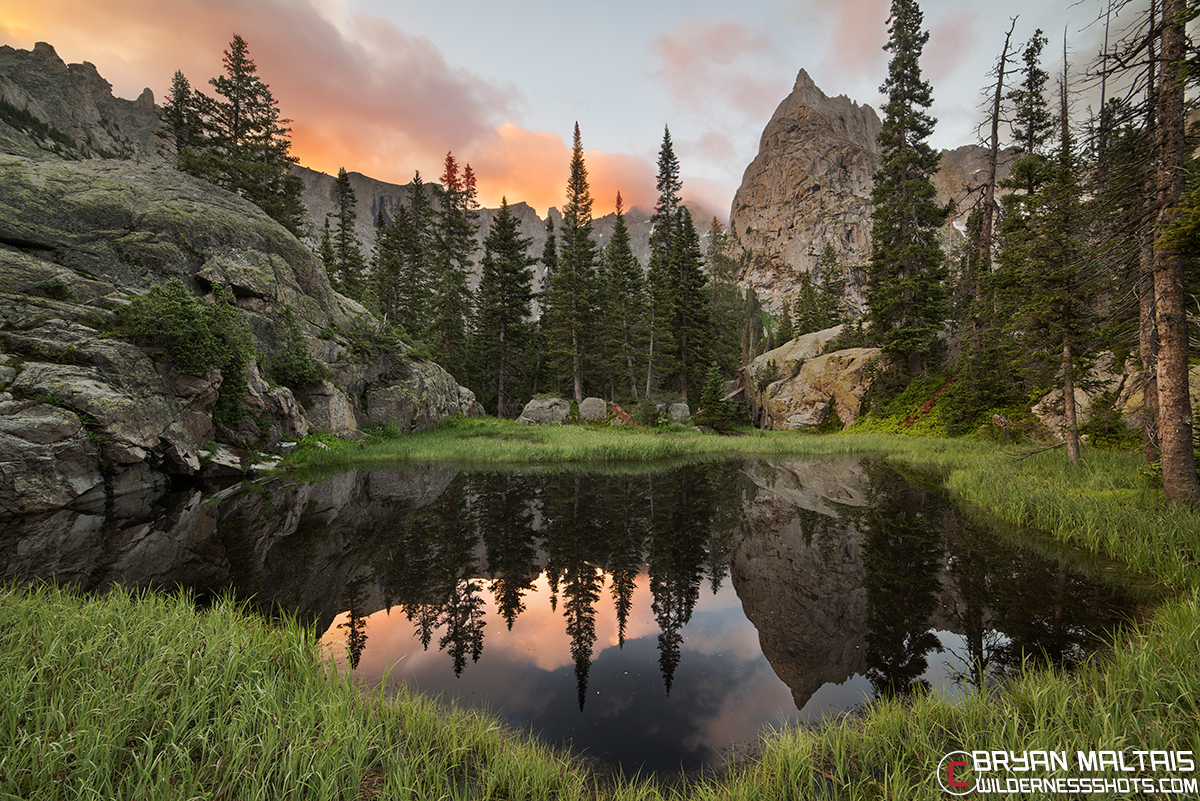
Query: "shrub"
114 278 255 414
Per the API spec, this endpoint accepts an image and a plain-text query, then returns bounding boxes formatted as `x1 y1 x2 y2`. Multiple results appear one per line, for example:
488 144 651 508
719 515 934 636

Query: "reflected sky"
326 572 797 774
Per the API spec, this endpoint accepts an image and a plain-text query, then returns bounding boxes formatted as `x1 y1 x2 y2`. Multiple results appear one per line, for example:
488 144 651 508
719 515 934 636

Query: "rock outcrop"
0 150 479 518
728 70 1015 311
744 326 881 430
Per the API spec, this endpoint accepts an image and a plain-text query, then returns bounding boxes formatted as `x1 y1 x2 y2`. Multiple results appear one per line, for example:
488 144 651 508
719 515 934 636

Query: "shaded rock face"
728 70 1015 312
0 151 478 518
0 42 161 162
743 326 881 430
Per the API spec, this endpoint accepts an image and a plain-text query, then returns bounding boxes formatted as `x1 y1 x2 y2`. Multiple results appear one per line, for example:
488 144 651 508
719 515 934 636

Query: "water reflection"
0 458 1155 775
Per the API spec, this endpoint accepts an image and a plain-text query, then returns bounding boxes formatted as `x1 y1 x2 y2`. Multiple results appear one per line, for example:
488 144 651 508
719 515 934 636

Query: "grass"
0 584 601 800
6 419 1200 799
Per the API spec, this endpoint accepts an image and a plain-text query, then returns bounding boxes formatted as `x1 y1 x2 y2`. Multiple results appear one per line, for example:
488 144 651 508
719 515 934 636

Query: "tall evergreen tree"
545 123 601 403
705 217 746 375
668 207 712 402
473 198 536 418
645 126 683 396
206 34 305 235
158 70 210 174
1010 55 1093 462
602 192 647 400
427 153 477 373
331 167 366 298
866 0 950 377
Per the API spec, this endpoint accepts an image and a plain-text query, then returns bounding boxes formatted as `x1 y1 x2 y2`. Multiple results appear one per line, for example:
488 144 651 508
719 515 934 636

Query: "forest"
155 1 1200 506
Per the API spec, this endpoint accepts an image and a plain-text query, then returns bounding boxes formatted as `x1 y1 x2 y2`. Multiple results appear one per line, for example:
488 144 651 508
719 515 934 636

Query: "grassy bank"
6 422 1200 799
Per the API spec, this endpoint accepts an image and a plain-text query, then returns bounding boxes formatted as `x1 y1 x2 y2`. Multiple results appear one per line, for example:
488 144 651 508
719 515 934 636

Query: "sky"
1 0 1128 222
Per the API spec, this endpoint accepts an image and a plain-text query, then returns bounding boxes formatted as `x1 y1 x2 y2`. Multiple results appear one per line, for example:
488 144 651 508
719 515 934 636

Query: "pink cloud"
821 0 891 83
650 18 788 122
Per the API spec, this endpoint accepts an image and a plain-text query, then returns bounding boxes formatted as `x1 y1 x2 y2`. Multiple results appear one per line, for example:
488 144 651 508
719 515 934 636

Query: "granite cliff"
729 69 1014 312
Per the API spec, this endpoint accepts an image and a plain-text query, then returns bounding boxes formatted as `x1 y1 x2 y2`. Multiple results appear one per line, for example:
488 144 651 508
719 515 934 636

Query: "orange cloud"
2 0 665 218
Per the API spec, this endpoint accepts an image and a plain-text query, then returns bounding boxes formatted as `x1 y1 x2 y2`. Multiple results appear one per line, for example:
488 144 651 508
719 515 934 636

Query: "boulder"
517 397 571 426
668 402 691 423
364 361 482 433
579 396 607 421
744 326 881 430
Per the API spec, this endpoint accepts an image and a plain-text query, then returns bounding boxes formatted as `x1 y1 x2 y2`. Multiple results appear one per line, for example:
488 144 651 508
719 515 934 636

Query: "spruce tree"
158 70 210 175
866 0 949 377
473 198 536 417
645 127 683 396
206 34 305 235
1011 57 1093 462
331 167 366 298
705 217 746 375
602 192 646 400
545 123 600 403
668 207 712 402
427 153 477 373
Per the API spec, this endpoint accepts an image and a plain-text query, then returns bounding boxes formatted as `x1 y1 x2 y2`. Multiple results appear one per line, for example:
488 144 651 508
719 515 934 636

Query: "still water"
1 458 1155 776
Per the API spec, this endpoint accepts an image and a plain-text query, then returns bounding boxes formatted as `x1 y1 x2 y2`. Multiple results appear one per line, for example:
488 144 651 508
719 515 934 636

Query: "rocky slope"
0 151 480 519
729 69 1014 312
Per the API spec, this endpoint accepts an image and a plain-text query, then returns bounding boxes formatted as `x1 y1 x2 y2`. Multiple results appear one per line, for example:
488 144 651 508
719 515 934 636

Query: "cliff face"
729 70 880 310
0 42 161 162
729 70 1014 312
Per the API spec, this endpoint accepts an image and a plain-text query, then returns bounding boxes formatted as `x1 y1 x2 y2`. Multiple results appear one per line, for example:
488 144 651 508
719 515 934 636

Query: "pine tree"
866 0 950 377
158 70 210 174
331 167 366 298
473 198 536 417
645 127 683 396
206 34 305 235
705 217 745 375
545 124 600 403
602 192 646 400
668 207 712 403
427 152 477 373
1011 54 1093 462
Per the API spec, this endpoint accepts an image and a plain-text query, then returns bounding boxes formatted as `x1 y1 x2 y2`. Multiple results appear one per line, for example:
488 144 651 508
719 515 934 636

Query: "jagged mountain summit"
729 69 1013 311
0 42 161 161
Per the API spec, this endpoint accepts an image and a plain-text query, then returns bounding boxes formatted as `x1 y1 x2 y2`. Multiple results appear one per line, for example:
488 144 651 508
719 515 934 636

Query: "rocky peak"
0 42 161 162
729 70 882 312
729 70 1013 314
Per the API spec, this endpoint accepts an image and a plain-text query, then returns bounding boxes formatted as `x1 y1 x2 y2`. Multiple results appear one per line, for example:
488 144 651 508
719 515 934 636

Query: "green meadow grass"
6 419 1200 799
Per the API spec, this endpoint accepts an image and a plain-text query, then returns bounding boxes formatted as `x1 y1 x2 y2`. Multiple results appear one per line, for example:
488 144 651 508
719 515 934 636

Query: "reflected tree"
861 466 945 698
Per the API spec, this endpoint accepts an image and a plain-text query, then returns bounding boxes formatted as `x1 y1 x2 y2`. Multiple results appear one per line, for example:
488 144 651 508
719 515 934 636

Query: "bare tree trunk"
1139 0 1161 464
1152 0 1200 503
1062 336 1081 462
